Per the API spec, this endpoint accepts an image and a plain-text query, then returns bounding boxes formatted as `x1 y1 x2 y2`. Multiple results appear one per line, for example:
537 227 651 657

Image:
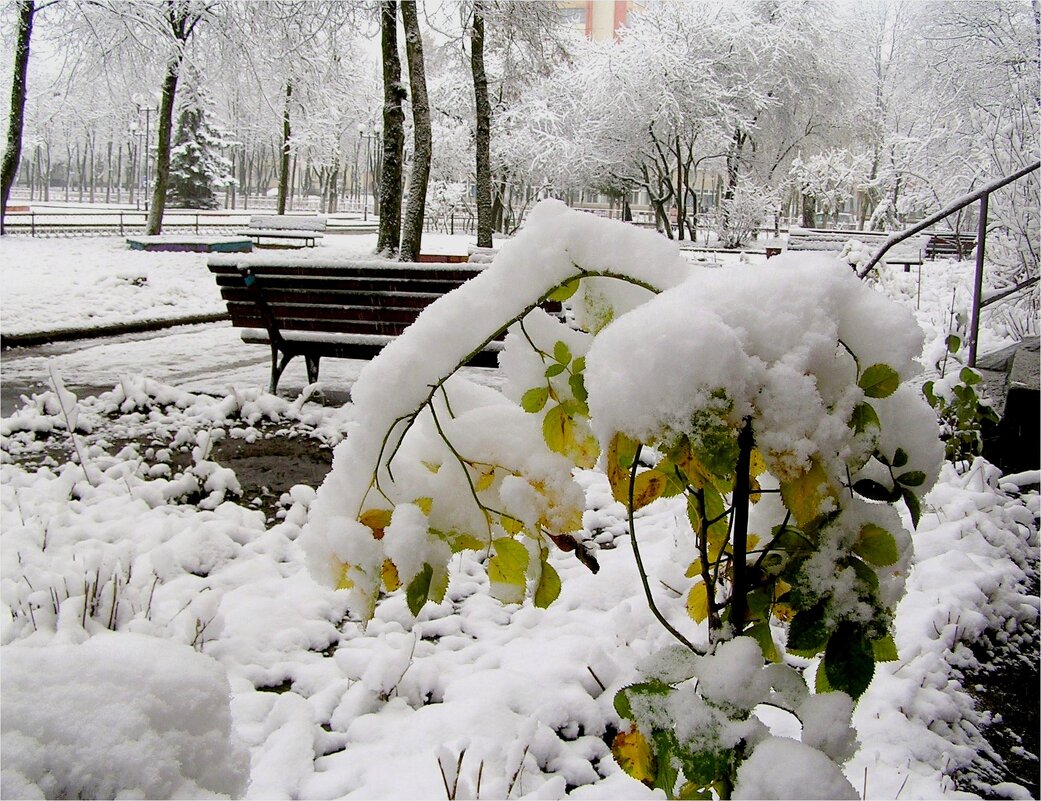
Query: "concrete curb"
1 313 229 350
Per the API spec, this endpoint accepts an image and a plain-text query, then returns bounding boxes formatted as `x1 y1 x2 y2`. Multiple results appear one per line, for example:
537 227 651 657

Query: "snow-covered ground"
1 226 1037 800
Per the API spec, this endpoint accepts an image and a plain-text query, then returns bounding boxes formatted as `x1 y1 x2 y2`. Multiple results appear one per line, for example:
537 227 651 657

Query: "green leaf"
815 658 833 693
896 470 925 488
569 372 588 402
521 386 550 413
854 524 899 567
406 563 433 617
488 537 529 587
922 380 938 408
545 363 567 378
787 603 829 657
572 356 586 373
548 278 580 302
534 560 561 608
651 730 680 796
823 622 876 699
615 680 671 719
849 556 880 591
902 488 922 528
747 621 780 662
893 448 908 468
850 402 881 434
553 340 572 364
872 634 899 662
946 333 962 354
852 478 899 502
959 366 981 386
859 363 900 399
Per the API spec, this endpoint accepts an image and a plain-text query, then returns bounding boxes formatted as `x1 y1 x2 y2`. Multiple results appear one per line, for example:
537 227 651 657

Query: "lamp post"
128 120 141 210
133 96 157 213
359 124 380 222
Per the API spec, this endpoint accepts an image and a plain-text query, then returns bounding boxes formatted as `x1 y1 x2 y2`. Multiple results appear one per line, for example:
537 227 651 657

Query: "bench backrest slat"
248 215 327 232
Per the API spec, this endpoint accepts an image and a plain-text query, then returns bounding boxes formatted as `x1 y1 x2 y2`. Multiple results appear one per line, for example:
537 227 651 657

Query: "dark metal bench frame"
208 258 524 392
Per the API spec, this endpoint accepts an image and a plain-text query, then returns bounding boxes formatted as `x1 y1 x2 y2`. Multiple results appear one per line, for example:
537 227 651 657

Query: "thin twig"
629 445 701 653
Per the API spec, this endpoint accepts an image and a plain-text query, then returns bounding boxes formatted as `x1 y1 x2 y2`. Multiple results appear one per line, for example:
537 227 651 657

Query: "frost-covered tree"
790 149 871 228
166 73 233 209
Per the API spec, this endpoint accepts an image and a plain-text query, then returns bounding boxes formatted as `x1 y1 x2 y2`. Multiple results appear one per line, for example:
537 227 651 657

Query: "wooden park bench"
237 215 327 248
208 255 559 393
924 232 975 260
785 228 927 272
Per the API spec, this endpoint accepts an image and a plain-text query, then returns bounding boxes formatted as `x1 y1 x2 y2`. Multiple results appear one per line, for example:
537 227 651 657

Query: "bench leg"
269 345 294 394
304 355 321 385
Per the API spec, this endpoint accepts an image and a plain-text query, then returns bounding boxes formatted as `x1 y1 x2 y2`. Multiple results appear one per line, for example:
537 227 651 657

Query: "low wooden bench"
785 228 927 272
925 232 975 260
208 255 557 393
238 215 327 248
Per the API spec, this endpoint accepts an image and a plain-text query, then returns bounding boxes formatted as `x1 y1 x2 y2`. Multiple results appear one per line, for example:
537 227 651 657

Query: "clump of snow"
733 736 859 800
1 631 248 800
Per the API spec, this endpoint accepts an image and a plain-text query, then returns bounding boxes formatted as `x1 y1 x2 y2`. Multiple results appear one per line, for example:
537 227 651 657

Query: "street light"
133 95 157 212
359 124 380 222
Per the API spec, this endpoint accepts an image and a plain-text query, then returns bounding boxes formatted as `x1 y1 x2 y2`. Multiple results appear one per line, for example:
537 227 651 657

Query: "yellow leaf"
422 461 441 474
475 470 495 492
381 559 400 592
611 728 657 786
685 558 703 579
359 508 393 540
607 432 639 503
749 448 766 478
414 497 433 516
631 469 667 511
779 458 836 527
335 562 355 591
687 581 710 623
573 427 600 470
747 533 760 552
501 515 524 535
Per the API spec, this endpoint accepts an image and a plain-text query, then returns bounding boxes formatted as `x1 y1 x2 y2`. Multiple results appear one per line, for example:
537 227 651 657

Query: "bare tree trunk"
471 0 493 248
146 65 179 234
277 81 292 215
399 0 431 262
376 0 405 256
1 0 34 234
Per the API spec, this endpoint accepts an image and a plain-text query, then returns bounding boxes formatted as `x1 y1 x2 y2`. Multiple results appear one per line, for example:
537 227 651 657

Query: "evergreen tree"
166 74 234 210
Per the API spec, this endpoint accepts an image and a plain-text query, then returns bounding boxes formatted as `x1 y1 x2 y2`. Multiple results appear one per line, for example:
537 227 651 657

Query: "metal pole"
362 135 369 222
143 108 151 212
967 194 988 368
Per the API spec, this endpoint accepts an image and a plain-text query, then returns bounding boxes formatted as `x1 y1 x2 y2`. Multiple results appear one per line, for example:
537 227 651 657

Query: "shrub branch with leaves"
301 201 942 799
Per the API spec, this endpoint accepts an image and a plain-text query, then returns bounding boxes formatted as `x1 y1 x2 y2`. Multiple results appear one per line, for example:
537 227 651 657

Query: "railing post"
31 211 35 237
967 193 988 368
119 212 124 236
195 214 200 234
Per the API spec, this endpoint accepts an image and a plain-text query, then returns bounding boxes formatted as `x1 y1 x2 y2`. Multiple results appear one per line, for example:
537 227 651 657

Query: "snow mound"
1 631 248 800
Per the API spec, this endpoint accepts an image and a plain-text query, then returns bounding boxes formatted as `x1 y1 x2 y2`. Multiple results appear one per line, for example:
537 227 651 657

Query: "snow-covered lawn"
0 226 1037 800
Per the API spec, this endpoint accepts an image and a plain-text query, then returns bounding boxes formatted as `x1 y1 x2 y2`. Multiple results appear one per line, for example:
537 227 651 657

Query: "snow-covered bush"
301 200 942 797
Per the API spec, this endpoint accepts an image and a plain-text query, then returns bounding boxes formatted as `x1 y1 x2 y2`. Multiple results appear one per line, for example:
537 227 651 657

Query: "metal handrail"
858 160 1040 366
